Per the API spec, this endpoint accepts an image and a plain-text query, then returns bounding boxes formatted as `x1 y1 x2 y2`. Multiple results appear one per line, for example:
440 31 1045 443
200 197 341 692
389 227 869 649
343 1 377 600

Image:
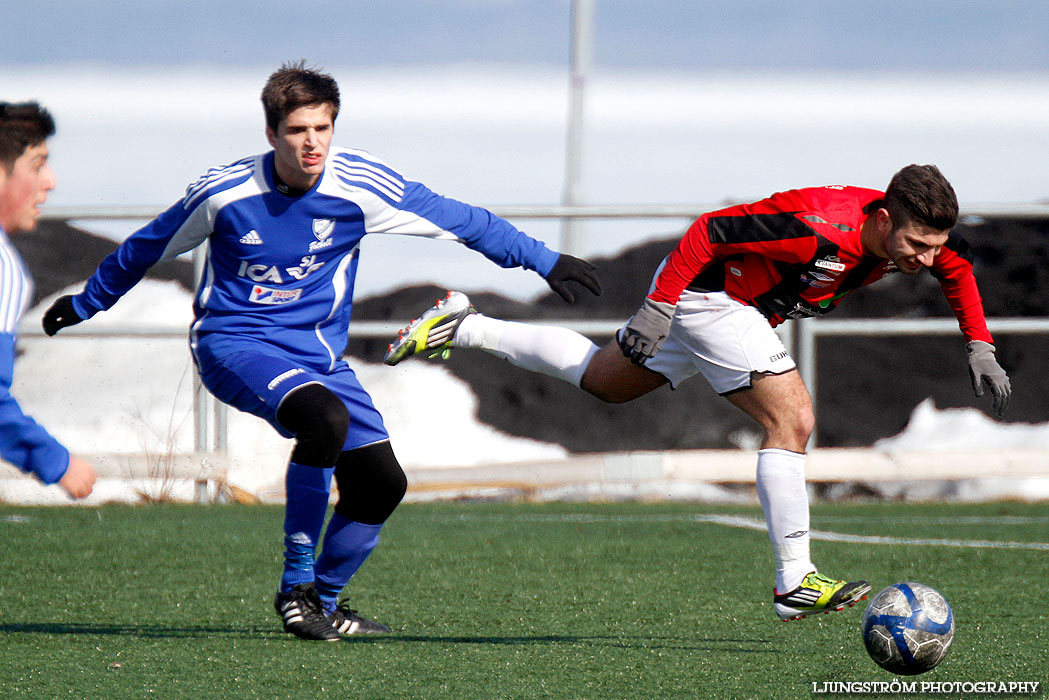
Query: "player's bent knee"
769 407 814 452
333 441 407 524
277 384 350 467
798 409 816 441
790 404 816 444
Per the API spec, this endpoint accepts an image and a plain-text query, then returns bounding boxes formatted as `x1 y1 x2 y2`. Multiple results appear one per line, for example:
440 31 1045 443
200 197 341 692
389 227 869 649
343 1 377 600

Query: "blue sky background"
6 0 1049 73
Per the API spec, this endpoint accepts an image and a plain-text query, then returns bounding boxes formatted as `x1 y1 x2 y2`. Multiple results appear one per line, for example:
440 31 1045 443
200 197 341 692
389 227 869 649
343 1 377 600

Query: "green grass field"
2 501 1046 699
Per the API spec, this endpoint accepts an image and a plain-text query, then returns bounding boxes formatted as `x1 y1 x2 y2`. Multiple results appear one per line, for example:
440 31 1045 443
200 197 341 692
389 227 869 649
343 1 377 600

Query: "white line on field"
441 513 1049 551
693 513 1049 551
810 515 1049 526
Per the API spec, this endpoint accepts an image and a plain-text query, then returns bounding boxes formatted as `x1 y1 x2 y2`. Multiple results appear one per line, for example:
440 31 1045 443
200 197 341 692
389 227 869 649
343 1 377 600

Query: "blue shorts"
192 338 389 450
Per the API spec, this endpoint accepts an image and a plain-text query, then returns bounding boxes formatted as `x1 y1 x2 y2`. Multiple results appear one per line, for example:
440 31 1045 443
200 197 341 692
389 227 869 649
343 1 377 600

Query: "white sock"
755 447 814 593
455 314 599 387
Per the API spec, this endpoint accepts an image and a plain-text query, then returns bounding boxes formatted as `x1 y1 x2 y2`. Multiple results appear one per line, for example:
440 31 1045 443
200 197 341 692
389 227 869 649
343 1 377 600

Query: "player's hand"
544 254 602 303
58 456 97 499
966 340 1010 417
42 295 82 336
618 297 676 365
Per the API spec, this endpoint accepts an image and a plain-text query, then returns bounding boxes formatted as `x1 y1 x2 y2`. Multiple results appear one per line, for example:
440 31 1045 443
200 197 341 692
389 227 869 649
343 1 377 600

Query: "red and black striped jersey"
648 185 993 344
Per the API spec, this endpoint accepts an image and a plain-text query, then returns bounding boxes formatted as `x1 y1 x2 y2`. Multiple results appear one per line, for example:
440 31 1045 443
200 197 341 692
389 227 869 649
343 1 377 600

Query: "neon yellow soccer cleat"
774 571 871 621
383 291 474 366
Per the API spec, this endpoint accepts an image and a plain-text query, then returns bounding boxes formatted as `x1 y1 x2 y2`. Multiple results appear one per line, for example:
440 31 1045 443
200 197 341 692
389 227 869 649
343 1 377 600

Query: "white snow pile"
876 398 1049 452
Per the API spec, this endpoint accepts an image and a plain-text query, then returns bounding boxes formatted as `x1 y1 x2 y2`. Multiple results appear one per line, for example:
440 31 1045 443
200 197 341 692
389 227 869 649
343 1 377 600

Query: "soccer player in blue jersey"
1 102 96 499
42 62 600 640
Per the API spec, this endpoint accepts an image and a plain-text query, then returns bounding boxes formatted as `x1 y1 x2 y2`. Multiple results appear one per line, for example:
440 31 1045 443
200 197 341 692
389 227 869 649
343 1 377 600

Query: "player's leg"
725 370 816 588
384 291 667 401
313 440 406 634
270 383 351 641
655 291 868 620
275 384 347 590
193 346 349 640
579 340 669 402
724 371 870 620
300 365 399 634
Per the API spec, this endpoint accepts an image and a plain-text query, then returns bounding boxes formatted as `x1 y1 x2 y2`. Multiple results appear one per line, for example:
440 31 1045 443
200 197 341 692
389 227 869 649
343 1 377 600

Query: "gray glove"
966 340 1010 417
618 298 676 366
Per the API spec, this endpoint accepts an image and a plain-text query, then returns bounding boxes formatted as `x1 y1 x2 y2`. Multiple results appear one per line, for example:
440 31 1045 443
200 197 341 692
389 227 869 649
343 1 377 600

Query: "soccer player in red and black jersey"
385 164 1010 621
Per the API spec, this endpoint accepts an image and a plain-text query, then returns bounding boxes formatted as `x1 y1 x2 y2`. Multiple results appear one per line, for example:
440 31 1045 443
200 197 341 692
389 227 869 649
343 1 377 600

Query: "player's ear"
265 126 277 148
876 207 893 234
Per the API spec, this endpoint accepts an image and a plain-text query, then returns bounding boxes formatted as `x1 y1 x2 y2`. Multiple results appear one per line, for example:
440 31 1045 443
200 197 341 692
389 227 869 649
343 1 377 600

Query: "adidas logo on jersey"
240 230 263 245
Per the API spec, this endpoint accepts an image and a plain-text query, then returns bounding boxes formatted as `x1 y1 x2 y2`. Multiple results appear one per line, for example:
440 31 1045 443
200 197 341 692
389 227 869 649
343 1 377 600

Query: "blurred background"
3 1 1048 503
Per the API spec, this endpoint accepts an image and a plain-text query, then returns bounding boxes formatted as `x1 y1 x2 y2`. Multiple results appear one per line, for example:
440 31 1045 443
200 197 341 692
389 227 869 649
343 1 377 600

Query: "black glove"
544 254 602 303
42 295 83 336
618 297 676 366
966 340 1011 417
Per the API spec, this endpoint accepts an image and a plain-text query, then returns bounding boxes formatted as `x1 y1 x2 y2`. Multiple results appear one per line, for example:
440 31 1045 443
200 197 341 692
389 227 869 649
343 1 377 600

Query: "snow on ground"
874 398 1049 451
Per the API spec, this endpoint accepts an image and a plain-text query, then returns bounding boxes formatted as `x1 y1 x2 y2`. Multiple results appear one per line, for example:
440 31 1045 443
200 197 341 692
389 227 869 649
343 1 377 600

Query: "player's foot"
773 571 871 621
384 291 474 366
274 583 341 641
328 599 391 635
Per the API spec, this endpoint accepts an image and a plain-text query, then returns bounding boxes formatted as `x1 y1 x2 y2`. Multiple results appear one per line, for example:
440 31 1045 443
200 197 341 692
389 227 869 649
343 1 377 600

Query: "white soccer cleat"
383 291 474 366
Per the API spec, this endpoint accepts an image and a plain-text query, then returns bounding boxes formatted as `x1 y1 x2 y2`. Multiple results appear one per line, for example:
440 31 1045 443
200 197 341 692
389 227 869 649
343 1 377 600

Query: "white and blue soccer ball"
861 582 954 675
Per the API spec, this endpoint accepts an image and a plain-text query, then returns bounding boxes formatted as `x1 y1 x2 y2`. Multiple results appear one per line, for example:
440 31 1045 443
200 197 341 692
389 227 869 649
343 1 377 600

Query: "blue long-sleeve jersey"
0 228 70 484
72 147 559 371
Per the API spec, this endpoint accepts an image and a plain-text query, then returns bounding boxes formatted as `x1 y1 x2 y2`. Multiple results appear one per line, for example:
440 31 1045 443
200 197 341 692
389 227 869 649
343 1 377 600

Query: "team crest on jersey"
309 218 335 252
313 218 334 240
249 285 302 305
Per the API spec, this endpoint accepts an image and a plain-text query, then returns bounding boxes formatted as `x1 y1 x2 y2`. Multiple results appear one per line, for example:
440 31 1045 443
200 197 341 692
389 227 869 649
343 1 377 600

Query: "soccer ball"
861 582 954 675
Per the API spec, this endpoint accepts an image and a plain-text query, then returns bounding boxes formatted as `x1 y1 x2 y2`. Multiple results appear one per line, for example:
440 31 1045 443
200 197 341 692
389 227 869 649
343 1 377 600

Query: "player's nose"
916 250 936 266
42 164 56 192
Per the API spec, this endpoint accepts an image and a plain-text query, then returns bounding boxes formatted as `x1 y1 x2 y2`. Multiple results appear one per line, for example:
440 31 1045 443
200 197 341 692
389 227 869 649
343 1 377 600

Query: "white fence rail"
33 203 1049 453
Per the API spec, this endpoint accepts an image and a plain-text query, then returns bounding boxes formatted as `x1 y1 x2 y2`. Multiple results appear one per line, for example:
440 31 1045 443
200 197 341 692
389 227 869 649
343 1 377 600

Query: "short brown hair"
261 60 340 131
0 101 55 173
883 164 958 231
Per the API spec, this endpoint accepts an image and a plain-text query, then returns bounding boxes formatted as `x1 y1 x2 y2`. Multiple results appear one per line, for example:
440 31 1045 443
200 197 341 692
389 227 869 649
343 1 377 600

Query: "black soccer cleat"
274 582 341 641
328 599 391 635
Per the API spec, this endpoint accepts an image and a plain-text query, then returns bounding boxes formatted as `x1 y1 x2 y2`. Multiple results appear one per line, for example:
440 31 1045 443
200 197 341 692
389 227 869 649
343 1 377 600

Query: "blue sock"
279 462 334 593
314 513 383 612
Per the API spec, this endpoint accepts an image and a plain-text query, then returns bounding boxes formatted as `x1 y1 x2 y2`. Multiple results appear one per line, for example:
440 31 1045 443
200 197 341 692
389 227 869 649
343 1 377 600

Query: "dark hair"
883 164 958 231
0 101 56 173
260 60 340 131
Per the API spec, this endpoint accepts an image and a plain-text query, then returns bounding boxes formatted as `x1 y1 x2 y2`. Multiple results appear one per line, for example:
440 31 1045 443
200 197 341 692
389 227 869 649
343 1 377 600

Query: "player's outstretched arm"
544 254 602 303
966 340 1010 417
41 295 83 336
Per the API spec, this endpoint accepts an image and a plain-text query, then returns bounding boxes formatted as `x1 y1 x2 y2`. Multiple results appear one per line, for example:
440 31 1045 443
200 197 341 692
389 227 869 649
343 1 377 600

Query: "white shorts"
638 287 796 395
